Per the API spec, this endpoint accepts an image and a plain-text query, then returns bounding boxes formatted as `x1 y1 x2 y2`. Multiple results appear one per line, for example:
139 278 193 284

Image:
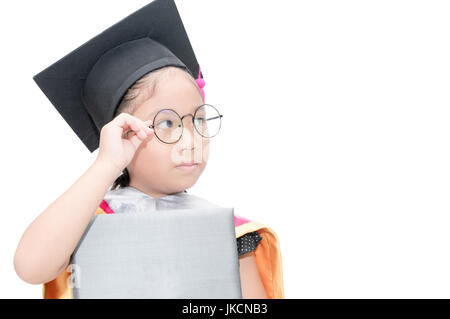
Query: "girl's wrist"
92 158 123 180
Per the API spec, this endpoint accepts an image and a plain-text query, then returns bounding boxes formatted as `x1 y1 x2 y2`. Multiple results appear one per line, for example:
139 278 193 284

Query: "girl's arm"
13 159 121 284
14 113 152 285
239 252 268 298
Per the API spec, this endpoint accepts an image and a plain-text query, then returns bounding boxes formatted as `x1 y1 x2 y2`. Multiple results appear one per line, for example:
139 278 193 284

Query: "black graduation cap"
33 0 203 153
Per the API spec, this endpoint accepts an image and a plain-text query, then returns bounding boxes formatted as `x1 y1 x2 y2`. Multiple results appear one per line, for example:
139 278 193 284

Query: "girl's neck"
127 181 183 199
127 183 166 199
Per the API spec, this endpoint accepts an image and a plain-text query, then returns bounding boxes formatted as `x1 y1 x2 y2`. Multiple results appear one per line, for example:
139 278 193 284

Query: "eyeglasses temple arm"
206 114 223 121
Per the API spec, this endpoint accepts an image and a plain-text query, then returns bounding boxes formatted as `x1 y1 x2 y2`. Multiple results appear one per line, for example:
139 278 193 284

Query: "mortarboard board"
33 0 204 153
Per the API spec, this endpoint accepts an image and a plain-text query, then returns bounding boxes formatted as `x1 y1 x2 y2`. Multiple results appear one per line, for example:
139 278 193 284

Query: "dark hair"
110 66 200 191
111 167 130 190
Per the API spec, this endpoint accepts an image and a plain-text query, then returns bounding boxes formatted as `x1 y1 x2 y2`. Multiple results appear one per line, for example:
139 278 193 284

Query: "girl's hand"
95 113 153 173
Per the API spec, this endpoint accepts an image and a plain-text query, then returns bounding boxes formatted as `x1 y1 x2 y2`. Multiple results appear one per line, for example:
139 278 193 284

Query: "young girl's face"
126 71 209 197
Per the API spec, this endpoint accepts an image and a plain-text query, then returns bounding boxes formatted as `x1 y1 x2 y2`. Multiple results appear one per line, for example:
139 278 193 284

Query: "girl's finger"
137 129 147 139
126 129 146 146
116 114 154 140
117 118 143 138
115 113 142 132
128 133 143 150
143 122 153 134
136 119 153 136
144 119 153 126
125 127 146 140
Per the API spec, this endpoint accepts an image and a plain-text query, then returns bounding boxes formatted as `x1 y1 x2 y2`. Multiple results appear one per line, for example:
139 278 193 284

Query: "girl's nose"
181 115 195 131
178 117 193 142
179 116 202 147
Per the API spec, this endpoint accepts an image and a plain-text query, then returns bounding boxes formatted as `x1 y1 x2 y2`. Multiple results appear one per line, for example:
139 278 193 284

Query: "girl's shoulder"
233 214 274 237
233 216 285 299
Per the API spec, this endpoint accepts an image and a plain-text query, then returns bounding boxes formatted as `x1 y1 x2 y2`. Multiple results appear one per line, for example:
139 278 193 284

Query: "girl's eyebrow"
146 104 204 119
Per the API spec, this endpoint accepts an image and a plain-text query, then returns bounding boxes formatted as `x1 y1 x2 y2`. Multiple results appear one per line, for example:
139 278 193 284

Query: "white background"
1 0 449 298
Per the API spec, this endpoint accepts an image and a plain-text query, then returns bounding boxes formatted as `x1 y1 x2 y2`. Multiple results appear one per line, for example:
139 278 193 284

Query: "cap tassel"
195 65 205 102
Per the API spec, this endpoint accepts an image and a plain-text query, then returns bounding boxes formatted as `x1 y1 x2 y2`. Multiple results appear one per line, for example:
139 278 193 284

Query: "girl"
13 0 284 299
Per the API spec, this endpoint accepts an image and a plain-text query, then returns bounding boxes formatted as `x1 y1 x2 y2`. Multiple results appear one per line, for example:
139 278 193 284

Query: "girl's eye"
194 117 206 125
157 119 173 129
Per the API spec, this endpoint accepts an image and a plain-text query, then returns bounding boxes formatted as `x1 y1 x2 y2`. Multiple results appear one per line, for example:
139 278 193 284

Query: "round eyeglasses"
146 104 223 144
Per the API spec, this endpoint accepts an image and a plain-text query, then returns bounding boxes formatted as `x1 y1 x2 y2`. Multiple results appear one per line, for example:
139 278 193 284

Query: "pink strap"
100 200 115 214
234 215 251 227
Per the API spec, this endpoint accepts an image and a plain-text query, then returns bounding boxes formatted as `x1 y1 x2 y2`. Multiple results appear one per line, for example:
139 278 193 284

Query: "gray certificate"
69 207 242 299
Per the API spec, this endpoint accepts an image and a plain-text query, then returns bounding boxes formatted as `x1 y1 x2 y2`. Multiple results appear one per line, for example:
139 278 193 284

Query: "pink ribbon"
195 65 205 103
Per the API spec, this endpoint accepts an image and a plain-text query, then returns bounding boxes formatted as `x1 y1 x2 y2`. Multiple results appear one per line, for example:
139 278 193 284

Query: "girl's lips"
176 163 199 172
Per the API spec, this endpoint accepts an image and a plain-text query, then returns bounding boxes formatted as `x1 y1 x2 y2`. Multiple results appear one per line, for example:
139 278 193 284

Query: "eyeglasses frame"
147 103 223 144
